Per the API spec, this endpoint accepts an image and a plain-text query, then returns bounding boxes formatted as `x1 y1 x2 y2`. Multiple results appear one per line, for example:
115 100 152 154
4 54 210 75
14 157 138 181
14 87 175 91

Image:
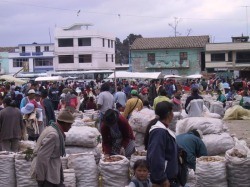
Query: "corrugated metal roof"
0 47 16 52
131 35 210 50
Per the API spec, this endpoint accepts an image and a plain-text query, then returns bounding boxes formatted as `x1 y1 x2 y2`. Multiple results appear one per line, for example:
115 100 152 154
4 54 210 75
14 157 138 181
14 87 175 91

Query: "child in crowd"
128 159 152 187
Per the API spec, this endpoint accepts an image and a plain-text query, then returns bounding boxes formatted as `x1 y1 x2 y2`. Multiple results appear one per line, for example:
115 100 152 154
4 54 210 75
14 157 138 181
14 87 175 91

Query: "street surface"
224 120 250 148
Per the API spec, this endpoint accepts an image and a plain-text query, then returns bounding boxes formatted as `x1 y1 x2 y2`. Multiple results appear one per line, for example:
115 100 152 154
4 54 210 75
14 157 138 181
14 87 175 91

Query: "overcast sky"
1 0 250 46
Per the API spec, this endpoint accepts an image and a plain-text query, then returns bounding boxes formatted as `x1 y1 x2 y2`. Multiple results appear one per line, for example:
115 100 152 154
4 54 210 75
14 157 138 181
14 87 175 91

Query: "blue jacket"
176 132 207 170
147 121 178 184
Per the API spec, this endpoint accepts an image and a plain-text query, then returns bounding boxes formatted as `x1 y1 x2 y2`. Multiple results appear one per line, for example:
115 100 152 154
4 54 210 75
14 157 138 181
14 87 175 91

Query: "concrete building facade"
8 43 54 74
54 23 115 71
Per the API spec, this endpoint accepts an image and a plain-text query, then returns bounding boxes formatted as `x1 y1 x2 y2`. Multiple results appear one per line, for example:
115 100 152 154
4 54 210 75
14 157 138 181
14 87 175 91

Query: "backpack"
177 147 188 186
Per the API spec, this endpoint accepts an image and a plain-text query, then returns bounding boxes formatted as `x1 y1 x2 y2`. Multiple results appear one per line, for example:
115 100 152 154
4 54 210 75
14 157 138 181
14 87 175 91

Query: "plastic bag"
63 169 76 187
0 152 16 187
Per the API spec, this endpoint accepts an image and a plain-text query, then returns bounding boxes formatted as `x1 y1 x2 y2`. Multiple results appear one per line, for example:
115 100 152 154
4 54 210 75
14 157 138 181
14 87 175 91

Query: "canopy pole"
114 68 117 92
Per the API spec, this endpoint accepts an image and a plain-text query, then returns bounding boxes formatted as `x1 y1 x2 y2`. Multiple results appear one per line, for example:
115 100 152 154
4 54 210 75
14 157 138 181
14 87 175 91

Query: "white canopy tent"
185 74 203 79
164 75 183 79
35 76 64 82
108 71 162 79
0 75 26 85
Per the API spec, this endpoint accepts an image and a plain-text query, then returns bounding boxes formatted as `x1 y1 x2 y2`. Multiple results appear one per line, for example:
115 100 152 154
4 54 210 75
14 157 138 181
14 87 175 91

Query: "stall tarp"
164 75 182 79
108 71 162 79
0 75 26 85
35 76 64 82
185 74 203 79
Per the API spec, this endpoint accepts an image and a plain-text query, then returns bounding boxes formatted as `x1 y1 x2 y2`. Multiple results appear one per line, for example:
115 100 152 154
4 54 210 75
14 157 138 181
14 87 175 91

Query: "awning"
185 74 203 79
0 75 26 85
108 71 162 79
35 76 64 82
164 75 182 79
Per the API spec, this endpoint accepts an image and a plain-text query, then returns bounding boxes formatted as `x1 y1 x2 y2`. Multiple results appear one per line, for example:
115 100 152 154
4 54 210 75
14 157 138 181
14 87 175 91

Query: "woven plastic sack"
203 132 235 156
19 140 36 152
129 151 146 169
210 101 224 117
99 155 130 187
129 108 155 133
0 152 16 187
65 146 101 164
225 141 250 187
67 153 98 187
196 156 227 187
63 169 76 187
65 126 100 147
176 117 224 135
223 105 250 120
61 155 68 170
185 169 196 187
15 154 37 187
134 131 145 151
169 112 181 132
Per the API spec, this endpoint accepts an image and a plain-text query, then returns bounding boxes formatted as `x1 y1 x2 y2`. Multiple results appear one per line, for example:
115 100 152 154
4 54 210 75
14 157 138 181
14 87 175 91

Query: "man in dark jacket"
176 129 207 170
41 90 55 126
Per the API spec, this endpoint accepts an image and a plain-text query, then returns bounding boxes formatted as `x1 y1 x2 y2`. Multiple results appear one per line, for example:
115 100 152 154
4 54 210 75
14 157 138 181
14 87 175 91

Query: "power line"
0 0 246 21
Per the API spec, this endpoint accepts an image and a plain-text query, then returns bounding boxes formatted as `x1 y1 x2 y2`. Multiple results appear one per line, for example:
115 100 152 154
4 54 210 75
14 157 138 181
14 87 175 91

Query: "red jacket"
101 114 135 154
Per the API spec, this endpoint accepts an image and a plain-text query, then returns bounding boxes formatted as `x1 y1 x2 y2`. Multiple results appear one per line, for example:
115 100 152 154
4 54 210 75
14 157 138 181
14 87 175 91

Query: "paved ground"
224 120 250 148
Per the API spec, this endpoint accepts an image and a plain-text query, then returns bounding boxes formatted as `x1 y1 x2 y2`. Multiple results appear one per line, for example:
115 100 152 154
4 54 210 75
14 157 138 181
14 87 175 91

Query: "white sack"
129 108 155 133
225 143 250 187
176 117 225 135
67 153 98 187
65 126 100 147
169 112 181 132
203 133 235 156
61 155 68 170
130 151 146 169
134 132 145 151
0 152 16 187
65 146 101 164
99 155 130 187
19 141 36 152
15 154 37 187
63 169 76 187
196 156 227 187
186 169 196 187
210 101 224 117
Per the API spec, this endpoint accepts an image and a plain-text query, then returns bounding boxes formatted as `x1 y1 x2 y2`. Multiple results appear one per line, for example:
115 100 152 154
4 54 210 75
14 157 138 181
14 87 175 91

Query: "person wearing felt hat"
19 89 37 109
101 109 135 158
122 90 143 119
31 109 75 187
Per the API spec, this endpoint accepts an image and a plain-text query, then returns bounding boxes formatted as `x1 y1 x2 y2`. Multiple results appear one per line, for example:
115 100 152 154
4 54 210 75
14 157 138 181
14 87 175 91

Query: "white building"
8 43 54 74
54 23 115 71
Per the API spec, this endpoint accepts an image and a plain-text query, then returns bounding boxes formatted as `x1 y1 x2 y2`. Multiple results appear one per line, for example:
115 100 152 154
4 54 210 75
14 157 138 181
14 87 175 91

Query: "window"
147 53 155 62
111 40 113 48
79 54 92 63
44 46 49 51
58 55 74 63
103 39 105 47
78 38 91 46
108 40 110 48
111 54 114 62
36 46 41 52
34 58 53 66
21 46 25 52
180 52 187 62
106 54 108 62
58 38 73 47
236 51 250 63
13 58 28 67
211 53 225 61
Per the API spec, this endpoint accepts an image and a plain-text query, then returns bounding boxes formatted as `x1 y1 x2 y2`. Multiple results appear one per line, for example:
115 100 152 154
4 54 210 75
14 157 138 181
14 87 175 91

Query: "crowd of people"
0 75 249 187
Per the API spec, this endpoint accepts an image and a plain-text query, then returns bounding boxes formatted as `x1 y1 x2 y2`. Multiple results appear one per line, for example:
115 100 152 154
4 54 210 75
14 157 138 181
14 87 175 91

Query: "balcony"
20 52 31 56
32 52 43 56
